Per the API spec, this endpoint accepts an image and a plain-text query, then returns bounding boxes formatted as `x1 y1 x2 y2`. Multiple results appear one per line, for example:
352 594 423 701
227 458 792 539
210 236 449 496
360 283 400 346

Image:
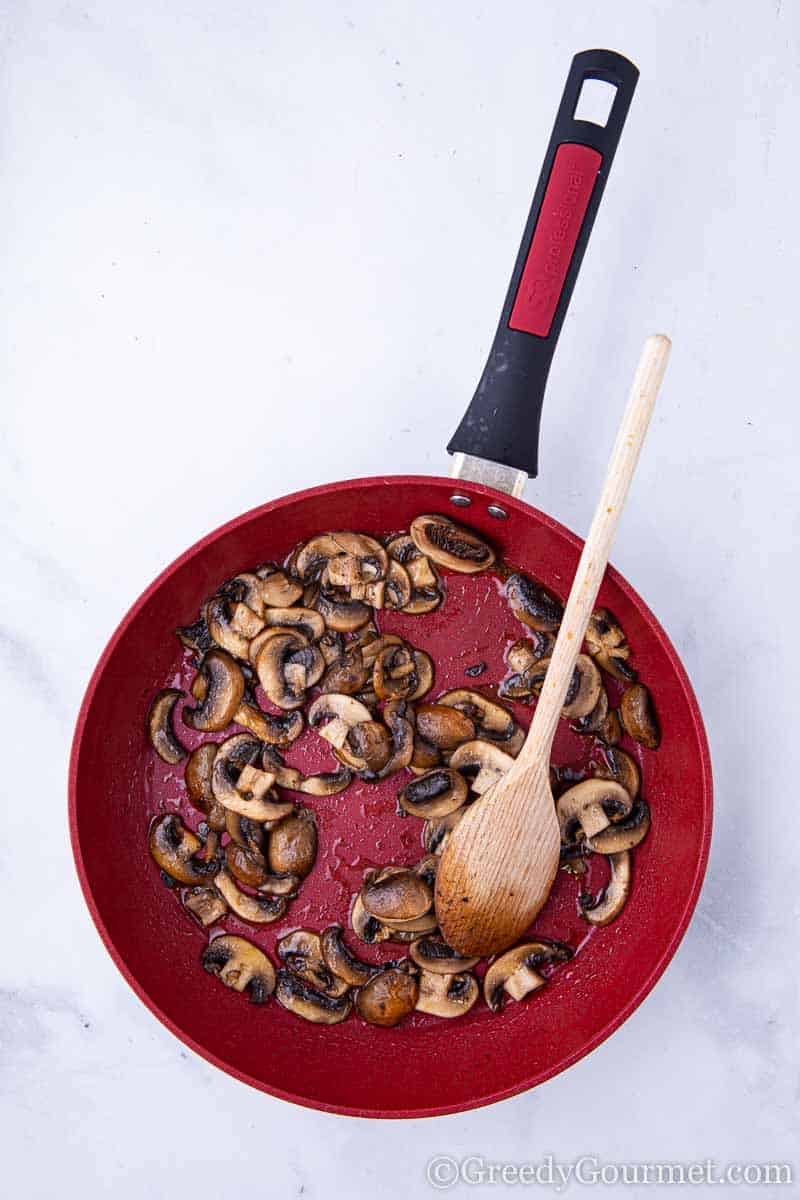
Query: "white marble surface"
2 1 798 1196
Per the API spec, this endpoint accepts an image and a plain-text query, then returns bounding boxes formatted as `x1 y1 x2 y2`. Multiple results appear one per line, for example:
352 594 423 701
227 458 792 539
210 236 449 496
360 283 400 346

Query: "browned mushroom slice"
147 689 186 764
398 768 468 818
235 702 305 747
277 929 350 997
585 607 637 682
507 633 555 671
373 644 433 702
570 685 610 736
587 798 651 853
183 886 228 927
320 646 370 695
415 969 479 1017
594 745 641 799
225 839 299 894
205 594 255 659
148 814 220 885
448 739 516 794
556 778 632 844
411 732 442 773
436 689 516 746
315 589 373 633
619 683 661 749
213 868 287 924
175 616 214 658
561 654 602 719
368 700 415 780
260 606 325 641
255 631 324 710
350 892 392 944
410 515 495 574
201 935 276 1003
359 633 404 669
184 650 245 732
307 692 373 757
268 808 318 879
483 940 573 1012
414 703 476 750
184 744 226 830
383 560 413 610
275 970 352 1024
361 868 433 923
343 720 393 774
505 572 563 632
598 707 623 746
210 733 293 821
320 924 377 987
409 936 479 974
422 807 465 855
254 563 304 608
579 851 632 925
224 810 266 853
294 532 388 585
356 965 419 1027
261 745 353 796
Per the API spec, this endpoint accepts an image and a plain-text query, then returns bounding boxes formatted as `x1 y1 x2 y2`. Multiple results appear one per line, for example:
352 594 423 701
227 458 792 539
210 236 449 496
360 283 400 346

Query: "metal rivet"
487 504 508 519
450 493 472 507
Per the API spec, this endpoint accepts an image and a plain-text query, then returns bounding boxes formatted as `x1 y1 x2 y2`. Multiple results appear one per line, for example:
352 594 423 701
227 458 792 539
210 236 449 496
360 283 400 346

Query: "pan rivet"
450 494 472 507
487 504 508 519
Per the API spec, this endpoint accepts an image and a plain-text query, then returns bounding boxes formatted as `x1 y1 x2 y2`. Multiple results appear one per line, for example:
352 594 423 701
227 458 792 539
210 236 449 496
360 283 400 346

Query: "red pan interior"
69 476 712 1118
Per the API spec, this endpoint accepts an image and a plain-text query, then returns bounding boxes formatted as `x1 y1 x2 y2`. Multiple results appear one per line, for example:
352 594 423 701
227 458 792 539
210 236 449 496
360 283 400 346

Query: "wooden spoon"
435 334 672 957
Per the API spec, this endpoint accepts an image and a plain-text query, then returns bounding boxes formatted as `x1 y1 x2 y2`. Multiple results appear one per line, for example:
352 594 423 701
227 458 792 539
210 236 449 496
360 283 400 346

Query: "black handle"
447 49 639 479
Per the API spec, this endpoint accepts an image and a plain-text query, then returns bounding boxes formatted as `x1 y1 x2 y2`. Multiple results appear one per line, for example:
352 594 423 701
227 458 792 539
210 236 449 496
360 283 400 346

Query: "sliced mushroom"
237 702 304 746
315 589 373 633
373 643 434 702
415 969 479 1017
213 868 287 924
183 886 228 927
422 807 465 855
449 740 516 795
320 647 370 695
318 629 345 666
579 851 632 925
409 936 479 974
307 693 374 755
506 633 555 672
587 798 651 853
598 707 623 745
147 689 186 763
410 733 442 773
184 651 245 732
619 683 661 749
398 768 468 818
224 810 266 853
223 841 297 894
556 778 632 843
356 965 419 1027
260 606 326 641
350 892 392 944
585 608 637 682
410 515 495 574
414 703 476 750
570 685 610 736
205 594 253 659
483 940 573 1011
505 573 563 632
268 808 318 878
342 720 392 774
261 746 353 795
254 563 304 608
211 733 293 821
320 924 377 987
255 631 324 710
560 654 602 719
148 814 220 885
277 929 350 996
370 700 415 779
275 969 352 1024
361 868 433 923
380 909 439 935
201 935 276 1003
383 560 413 610
294 532 388 585
175 615 214 659
594 745 641 799
436 689 516 745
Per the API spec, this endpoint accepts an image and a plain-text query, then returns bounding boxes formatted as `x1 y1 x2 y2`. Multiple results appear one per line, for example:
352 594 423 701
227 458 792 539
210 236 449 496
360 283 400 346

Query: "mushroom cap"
414 704 476 750
415 969 479 1017
580 850 632 926
320 647 370 695
275 970 353 1024
398 768 468 818
619 683 661 749
267 808 318 878
436 689 516 742
556 778 632 843
201 934 276 1003
355 966 420 1027
594 745 641 799
147 689 186 764
410 515 495 574
254 564 304 608
483 940 573 1011
505 572 563 632
361 868 433 923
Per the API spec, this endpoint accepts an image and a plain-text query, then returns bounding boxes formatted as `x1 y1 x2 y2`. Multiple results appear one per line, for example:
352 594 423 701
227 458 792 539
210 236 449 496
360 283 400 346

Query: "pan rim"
68 473 713 1119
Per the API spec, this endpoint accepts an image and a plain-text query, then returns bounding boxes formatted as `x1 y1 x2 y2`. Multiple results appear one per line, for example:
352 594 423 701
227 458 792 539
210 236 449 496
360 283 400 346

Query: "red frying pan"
69 50 712 1118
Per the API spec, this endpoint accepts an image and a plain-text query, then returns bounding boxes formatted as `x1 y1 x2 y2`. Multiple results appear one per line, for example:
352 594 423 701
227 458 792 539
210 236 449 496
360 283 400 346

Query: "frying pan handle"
447 49 639 480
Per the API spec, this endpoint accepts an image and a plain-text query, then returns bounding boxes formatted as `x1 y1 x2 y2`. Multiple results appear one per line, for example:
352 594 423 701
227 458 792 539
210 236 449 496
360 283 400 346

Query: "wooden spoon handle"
517 334 672 768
